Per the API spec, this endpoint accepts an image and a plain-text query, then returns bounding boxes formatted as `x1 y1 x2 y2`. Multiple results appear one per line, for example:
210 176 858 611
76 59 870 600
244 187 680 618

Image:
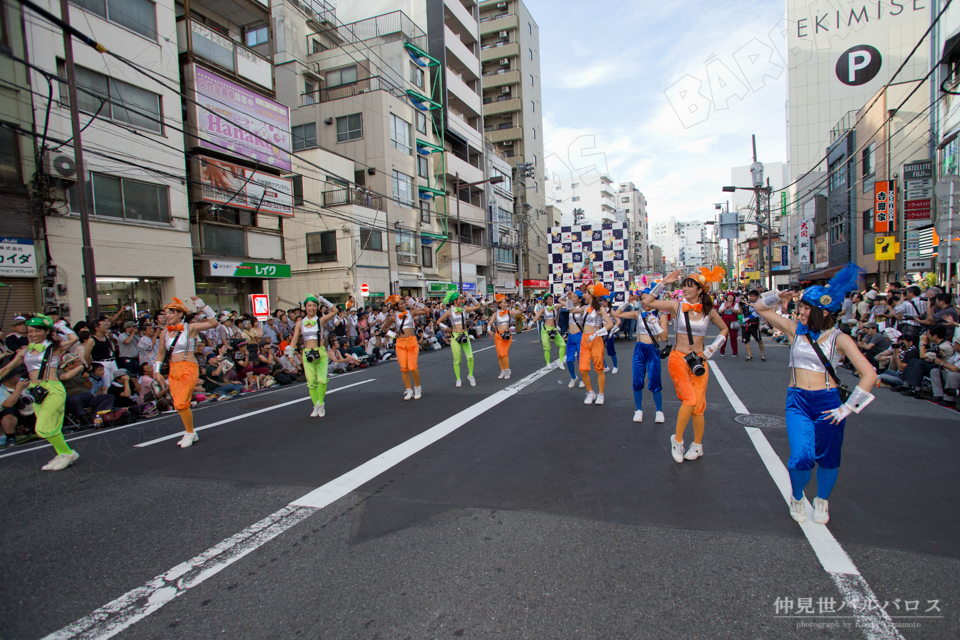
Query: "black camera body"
547 328 559 339
499 331 512 340
684 352 706 376
22 385 49 405
304 348 321 363
455 333 469 344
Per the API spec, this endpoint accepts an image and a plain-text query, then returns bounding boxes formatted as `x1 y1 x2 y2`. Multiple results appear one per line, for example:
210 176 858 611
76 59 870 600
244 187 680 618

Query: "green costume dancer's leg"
463 336 475 377
540 328 553 366
553 330 567 363
451 337 463 381
304 352 329 404
32 381 72 454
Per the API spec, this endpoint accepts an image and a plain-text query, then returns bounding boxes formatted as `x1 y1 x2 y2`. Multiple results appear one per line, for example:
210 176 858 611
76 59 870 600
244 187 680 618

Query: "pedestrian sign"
875 236 899 261
250 294 270 319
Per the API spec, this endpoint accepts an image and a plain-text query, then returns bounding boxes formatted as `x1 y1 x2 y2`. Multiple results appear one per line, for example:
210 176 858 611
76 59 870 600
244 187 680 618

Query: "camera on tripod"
684 352 706 376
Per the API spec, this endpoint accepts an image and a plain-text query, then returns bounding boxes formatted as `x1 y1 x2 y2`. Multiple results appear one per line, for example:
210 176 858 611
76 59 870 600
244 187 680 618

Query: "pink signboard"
192 66 291 171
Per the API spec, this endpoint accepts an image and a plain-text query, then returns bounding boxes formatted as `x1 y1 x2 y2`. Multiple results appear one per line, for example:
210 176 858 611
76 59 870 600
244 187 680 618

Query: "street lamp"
454 173 505 295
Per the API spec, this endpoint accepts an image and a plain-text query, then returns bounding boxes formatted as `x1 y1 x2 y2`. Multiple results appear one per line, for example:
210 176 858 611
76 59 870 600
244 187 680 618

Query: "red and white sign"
522 279 550 288
360 283 369 296
798 218 812 265
249 294 270 320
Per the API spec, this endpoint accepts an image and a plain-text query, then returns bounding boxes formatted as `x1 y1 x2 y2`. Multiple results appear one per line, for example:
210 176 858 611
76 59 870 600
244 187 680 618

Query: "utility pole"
59 0 99 320
455 171 463 293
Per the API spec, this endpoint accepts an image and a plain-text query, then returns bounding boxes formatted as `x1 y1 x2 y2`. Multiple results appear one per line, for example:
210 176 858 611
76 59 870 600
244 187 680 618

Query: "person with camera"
0 362 31 447
61 355 115 427
289 295 339 417
895 326 948 397
531 293 566 371
877 333 918 388
741 291 765 361
567 284 615 405
381 295 432 400
154 296 219 448
753 264 877 525
437 291 484 388
642 268 728 463
116 321 141 376
894 286 927 343
0 315 80 469
84 317 118 392
487 294 524 381
614 289 668 424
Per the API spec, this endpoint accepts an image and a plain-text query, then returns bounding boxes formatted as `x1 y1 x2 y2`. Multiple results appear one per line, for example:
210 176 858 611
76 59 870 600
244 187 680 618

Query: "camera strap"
683 309 696 351
37 344 54 380
162 331 182 373
640 312 660 348
805 334 849 401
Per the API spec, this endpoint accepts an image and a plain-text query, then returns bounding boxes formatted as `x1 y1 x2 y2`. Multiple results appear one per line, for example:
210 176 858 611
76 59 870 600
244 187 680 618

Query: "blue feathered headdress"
801 263 864 314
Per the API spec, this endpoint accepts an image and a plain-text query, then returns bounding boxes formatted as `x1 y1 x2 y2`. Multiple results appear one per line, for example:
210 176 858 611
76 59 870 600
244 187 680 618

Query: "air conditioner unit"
499 58 509 65
44 151 78 182
503 140 513 145
499 31 508 37
501 86 511 93
497 2 507 7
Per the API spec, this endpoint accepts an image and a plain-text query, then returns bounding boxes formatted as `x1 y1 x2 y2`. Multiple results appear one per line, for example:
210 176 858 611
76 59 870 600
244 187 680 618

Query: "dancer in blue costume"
613 288 668 423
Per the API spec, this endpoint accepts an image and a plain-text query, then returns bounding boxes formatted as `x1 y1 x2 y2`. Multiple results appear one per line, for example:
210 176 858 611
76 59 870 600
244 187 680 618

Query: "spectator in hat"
895 326 949 396
0 361 31 447
855 322 892 370
5 315 28 352
894 285 928 342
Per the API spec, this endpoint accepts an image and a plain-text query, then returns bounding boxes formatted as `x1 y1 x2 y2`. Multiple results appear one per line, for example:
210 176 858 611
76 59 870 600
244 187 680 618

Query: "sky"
532 0 789 226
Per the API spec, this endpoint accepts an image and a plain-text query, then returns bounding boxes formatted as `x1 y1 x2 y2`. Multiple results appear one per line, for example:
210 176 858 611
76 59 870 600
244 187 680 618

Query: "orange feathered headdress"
587 283 610 297
691 266 724 290
385 294 401 307
164 297 189 313
495 293 506 302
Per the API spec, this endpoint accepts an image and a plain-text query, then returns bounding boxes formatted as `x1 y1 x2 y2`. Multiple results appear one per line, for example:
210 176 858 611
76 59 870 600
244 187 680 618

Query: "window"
492 168 511 192
528 22 532 34
498 122 512 130
70 173 169 223
416 111 427 134
306 231 337 263
532 128 536 139
497 247 515 264
419 199 431 224
304 79 317 105
336 113 362 142
863 209 875 254
572 196 580 202
58 61 162 133
531 100 535 113
311 39 326 54
392 169 413 207
359 227 383 251
828 158 846 191
529 49 533 60
203 224 244 256
862 142 876 177
390 114 412 155
397 229 417 260
571 182 579 188
530 74 534 86
417 155 429 178
325 65 357 87
71 0 156 40
537 263 541 275
410 63 424 89
244 23 269 48
292 175 303 206
0 125 21 185
421 244 433 268
621 197 630 203
292 123 316 151
625 208 630 213
536 236 540 247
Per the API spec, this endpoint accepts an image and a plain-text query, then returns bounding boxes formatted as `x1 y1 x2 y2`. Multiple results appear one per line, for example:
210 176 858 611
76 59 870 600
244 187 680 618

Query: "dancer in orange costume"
569 283 614 405
154 296 219 448
642 267 728 463
381 295 431 400
486 294 524 380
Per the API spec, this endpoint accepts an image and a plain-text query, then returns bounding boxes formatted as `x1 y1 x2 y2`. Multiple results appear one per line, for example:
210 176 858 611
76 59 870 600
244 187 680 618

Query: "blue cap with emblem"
800 263 864 314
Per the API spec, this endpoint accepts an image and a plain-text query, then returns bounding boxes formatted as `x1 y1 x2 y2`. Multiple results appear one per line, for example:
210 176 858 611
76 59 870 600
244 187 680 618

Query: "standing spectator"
741 290 765 361
717 293 740 357
926 293 958 340
84 318 118 390
895 285 928 342
116 321 141 374
5 315 28 352
137 322 159 367
346 308 359 346
261 316 280 345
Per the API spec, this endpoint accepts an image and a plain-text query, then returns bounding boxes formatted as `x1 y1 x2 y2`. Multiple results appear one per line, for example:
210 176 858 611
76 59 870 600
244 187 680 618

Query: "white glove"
822 386 875 424
386 330 397 339
589 327 608 341
201 305 216 319
701 334 726 360
648 282 664 298
757 290 780 310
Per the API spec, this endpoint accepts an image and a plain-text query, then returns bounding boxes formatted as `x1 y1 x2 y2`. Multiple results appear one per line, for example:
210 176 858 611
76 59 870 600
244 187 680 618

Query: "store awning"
798 265 843 282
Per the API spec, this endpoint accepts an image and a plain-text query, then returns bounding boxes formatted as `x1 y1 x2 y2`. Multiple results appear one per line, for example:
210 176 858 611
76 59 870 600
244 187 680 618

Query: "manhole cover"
239 399 284 410
734 414 786 429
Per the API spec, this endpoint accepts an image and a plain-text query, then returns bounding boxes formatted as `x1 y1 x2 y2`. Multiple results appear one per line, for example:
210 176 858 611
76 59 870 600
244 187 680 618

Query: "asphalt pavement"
1 328 957 640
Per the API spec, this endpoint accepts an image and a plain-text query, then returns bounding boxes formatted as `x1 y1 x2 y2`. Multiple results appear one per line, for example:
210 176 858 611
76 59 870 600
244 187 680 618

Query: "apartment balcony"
447 70 483 119
446 152 484 184
479 12 518 36
447 113 485 153
453 200 486 225
483 96 520 116
302 75 405 104
482 68 520 90
322 188 384 210
484 125 521 143
480 41 519 62
444 0 479 44
178 18 273 91
444 25 480 80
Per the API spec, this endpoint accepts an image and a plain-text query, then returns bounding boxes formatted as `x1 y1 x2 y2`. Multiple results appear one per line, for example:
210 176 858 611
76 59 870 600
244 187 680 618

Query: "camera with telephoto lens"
304 348 321 363
21 385 49 405
499 331 512 340
455 333 469 345
684 352 706 376
548 328 559 339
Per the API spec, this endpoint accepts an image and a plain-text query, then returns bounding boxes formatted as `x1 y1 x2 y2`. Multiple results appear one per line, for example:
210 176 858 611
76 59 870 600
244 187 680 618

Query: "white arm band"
757 290 780 309
439 323 448 330
592 327 608 338
617 302 629 313
648 282 664 298
201 305 216 320
709 334 726 350
317 296 334 309
844 386 875 414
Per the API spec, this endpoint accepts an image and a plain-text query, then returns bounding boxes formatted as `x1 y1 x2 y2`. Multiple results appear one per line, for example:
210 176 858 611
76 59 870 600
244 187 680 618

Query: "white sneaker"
683 442 703 460
670 435 684 463
310 402 320 417
555 359 563 369
604 366 611 372
403 388 414 401
456 379 462 388
568 378 577 388
317 404 325 418
655 411 665 423
611 367 618 374
42 451 79 471
413 386 422 400
584 391 596 405
790 496 807 523
633 410 643 423
178 432 198 448
579 379 585 388
813 497 830 524
594 393 604 405
468 376 476 387
498 370 506 379
504 369 511 380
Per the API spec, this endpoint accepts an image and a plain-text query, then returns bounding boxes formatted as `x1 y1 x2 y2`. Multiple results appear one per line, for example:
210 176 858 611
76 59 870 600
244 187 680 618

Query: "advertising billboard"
195 156 293 217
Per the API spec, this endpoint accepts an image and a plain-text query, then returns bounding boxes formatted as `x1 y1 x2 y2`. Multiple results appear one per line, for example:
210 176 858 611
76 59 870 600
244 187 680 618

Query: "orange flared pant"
395 335 419 372
578 332 605 372
667 349 709 416
168 360 199 411
494 332 512 358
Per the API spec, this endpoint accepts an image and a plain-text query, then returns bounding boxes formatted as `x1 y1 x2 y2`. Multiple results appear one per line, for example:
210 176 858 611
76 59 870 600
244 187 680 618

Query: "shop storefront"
0 237 39 330
195 259 290 314
426 281 457 298
95 278 166 316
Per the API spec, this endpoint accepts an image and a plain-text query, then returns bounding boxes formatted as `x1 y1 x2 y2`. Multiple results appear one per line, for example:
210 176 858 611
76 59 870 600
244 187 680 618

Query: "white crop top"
301 317 321 342
395 312 415 331
24 342 60 372
495 311 512 328
583 308 604 329
542 306 556 321
675 302 710 337
165 330 196 355
450 308 468 328
790 329 842 380
636 311 660 336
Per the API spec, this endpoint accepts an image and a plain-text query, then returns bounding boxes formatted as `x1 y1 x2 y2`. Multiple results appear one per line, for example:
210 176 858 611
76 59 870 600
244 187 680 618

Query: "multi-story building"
25 0 194 321
550 173 616 223
617 182 648 272
0 0 39 328
180 0 293 314
485 141 517 295
651 216 705 269
648 244 663 273
478 0 546 289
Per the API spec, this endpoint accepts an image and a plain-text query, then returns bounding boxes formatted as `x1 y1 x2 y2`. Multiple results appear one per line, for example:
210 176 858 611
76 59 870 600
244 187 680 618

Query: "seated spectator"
878 334 918 388
279 346 303 379
0 363 32 447
106 369 148 419
203 352 242 400
256 341 281 375
856 322 892 370
60 356 114 428
87 363 107 395
896 326 948 397
328 338 359 374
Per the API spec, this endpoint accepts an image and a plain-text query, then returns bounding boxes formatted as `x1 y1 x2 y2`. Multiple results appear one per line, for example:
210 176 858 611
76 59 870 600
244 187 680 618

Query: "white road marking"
134 380 375 447
44 363 556 640
710 361 904 640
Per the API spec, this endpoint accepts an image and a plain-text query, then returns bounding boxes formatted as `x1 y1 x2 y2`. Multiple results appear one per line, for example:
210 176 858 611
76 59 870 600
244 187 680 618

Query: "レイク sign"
207 260 291 278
